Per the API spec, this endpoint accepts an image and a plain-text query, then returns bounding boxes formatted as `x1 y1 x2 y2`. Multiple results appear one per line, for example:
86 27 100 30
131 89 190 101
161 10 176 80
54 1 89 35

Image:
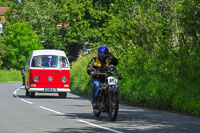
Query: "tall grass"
0 69 22 83
70 53 95 98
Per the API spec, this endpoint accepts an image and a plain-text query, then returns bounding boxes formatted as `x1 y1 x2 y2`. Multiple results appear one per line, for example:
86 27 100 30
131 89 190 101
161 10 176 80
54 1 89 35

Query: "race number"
108 76 118 85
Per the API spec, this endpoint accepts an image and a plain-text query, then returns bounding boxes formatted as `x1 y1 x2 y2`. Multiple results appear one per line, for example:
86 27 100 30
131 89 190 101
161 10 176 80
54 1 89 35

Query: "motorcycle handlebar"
93 70 122 80
89 64 122 80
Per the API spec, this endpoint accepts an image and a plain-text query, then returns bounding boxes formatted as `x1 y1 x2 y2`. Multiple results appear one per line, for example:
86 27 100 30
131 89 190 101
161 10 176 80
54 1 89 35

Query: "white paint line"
14 87 33 105
20 99 33 104
13 86 25 97
78 119 124 133
19 86 25 89
13 89 18 97
39 106 64 115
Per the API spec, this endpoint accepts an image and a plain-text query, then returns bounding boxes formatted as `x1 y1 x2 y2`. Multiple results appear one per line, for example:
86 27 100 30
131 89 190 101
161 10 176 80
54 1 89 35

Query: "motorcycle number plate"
108 77 118 85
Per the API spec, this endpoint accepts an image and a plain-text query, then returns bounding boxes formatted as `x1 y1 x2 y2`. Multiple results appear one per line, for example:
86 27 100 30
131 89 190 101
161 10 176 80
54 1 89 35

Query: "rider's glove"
107 52 114 59
90 71 96 76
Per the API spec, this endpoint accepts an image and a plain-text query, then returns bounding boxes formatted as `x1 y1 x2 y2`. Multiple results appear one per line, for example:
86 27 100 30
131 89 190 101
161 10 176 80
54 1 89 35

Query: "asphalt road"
1 82 200 133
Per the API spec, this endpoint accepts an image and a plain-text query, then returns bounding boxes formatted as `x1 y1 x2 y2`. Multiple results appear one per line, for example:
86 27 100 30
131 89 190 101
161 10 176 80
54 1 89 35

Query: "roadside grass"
70 53 95 98
0 69 22 83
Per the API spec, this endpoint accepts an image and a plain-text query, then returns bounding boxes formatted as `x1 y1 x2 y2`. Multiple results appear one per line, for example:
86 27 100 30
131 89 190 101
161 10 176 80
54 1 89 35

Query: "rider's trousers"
92 79 101 104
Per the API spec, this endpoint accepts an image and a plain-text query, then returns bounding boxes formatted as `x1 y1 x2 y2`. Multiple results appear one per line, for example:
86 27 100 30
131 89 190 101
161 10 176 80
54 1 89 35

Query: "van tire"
30 92 35 98
25 90 30 96
59 92 67 98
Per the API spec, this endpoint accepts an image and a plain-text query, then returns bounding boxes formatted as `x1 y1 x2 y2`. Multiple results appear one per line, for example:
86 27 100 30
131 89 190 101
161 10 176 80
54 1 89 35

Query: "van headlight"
33 76 39 82
62 76 67 83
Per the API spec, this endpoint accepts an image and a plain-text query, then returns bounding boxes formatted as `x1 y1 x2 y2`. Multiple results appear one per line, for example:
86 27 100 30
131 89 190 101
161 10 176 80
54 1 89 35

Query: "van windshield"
31 55 69 68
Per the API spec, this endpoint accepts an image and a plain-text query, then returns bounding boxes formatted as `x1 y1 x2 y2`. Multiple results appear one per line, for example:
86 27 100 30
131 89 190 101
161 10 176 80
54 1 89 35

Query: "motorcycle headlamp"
108 65 115 73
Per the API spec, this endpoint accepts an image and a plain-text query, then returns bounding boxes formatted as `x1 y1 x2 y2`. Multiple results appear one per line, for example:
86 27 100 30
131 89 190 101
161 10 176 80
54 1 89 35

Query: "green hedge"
71 46 200 116
71 54 95 98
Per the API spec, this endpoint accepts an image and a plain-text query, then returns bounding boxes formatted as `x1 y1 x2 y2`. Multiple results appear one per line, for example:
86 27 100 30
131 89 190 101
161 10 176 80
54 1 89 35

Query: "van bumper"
28 88 71 92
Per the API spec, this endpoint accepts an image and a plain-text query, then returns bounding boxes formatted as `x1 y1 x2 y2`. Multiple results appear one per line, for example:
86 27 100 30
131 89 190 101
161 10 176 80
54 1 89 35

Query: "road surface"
0 82 200 133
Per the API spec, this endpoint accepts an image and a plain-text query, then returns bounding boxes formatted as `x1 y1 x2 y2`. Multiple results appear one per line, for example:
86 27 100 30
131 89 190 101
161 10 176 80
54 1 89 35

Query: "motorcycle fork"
105 87 111 112
108 86 118 106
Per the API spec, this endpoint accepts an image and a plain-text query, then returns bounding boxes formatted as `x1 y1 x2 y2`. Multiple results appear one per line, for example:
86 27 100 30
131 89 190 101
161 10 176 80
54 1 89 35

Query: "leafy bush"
71 54 95 98
2 22 43 69
71 43 200 116
1 0 199 116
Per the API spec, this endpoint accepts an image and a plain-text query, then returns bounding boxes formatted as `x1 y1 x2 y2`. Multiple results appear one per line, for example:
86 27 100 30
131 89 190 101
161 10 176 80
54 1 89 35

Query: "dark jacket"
87 56 118 82
21 68 25 77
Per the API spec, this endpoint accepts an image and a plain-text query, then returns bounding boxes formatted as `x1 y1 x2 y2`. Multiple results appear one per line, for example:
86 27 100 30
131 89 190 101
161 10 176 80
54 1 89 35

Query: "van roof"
32 49 66 57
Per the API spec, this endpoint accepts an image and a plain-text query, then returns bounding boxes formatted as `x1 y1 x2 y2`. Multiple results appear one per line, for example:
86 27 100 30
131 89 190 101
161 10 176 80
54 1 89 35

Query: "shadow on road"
13 93 88 99
12 85 200 133
48 110 192 133
14 94 61 99
46 127 111 133
56 105 199 133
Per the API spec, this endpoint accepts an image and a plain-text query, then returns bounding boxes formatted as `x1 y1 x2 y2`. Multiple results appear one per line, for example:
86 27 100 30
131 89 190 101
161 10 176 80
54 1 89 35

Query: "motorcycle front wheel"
108 92 119 121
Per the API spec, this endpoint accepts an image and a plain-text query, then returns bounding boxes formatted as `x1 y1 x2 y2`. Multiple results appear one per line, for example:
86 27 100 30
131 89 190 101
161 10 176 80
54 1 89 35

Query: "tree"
2 22 43 69
0 36 6 68
8 0 64 49
0 0 14 7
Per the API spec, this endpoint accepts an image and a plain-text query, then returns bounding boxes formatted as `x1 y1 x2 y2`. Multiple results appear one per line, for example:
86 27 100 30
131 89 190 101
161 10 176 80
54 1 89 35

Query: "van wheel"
25 90 30 96
30 92 35 98
59 92 67 98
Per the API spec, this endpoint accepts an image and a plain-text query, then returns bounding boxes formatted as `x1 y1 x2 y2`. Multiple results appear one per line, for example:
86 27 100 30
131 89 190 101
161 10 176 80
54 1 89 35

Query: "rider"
87 46 118 108
21 68 25 85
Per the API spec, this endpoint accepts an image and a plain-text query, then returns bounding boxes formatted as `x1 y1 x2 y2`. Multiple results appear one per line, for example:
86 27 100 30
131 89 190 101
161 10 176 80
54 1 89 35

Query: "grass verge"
0 69 22 83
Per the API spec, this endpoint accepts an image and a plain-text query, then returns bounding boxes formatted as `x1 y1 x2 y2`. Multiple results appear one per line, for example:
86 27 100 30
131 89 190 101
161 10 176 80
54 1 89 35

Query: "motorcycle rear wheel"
108 92 119 121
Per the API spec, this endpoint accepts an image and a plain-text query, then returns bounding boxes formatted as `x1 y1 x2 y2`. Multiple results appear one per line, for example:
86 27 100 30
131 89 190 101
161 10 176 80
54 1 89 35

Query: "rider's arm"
87 58 96 75
108 53 118 66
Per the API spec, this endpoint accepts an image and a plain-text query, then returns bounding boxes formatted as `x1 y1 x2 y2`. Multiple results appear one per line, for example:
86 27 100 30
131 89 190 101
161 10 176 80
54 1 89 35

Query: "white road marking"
14 86 123 132
13 89 18 97
14 86 34 105
78 119 124 133
20 99 33 104
39 106 64 115
13 87 23 97
13 86 25 97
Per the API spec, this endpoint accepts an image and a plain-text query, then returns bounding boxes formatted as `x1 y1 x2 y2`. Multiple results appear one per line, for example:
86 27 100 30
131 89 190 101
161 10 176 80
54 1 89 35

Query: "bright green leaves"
3 22 43 69
0 36 6 67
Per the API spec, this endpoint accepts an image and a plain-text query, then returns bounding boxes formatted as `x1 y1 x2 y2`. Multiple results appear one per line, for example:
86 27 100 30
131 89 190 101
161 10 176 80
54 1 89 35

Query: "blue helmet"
98 46 109 60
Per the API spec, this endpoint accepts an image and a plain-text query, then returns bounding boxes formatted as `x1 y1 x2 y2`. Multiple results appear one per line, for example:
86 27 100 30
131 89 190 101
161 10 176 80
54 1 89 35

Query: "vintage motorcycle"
90 64 122 121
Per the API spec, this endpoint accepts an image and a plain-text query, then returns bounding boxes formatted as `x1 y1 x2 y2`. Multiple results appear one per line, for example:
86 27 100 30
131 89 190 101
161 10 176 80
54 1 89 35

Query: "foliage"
1 0 200 116
70 54 94 98
0 36 6 67
11 0 62 49
0 0 14 7
2 22 43 69
71 0 200 116
5 0 114 61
